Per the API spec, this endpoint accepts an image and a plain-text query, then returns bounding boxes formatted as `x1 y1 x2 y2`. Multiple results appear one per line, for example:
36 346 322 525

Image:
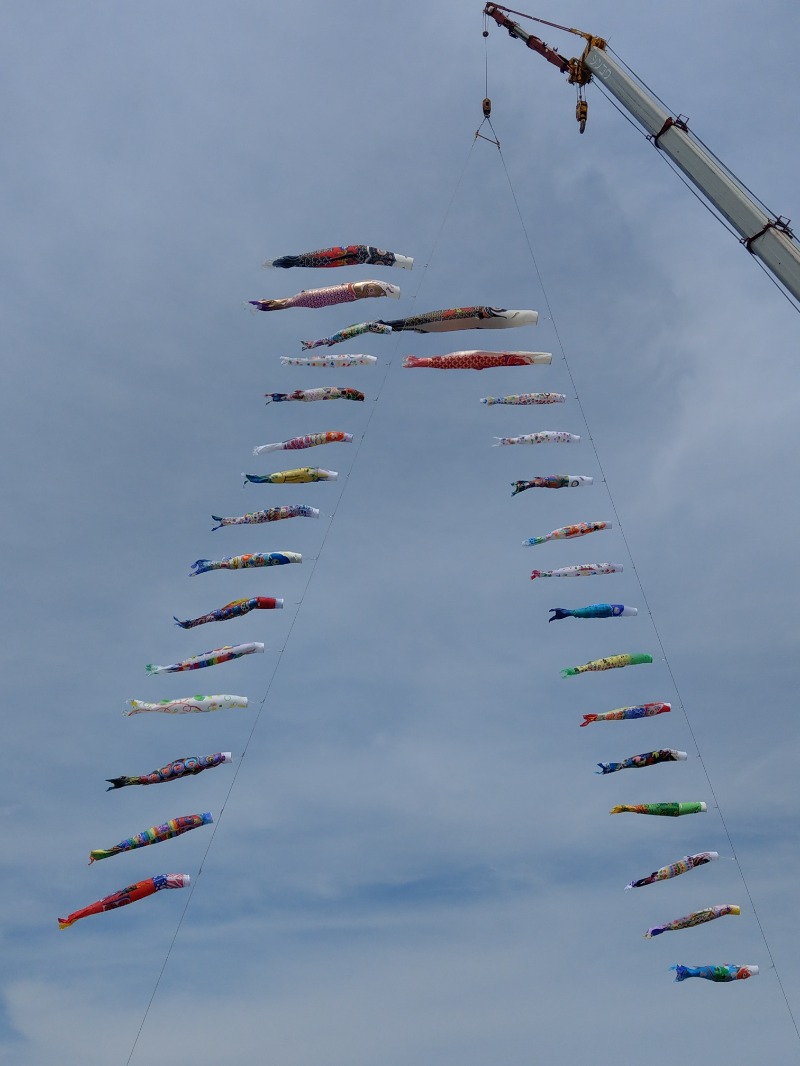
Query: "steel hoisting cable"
476 119 800 1044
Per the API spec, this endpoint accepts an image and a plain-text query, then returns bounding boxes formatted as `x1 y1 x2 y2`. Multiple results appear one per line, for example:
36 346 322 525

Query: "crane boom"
484 4 800 306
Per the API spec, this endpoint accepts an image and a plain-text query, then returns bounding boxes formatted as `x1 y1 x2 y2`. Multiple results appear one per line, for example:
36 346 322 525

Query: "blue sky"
2 2 800 1063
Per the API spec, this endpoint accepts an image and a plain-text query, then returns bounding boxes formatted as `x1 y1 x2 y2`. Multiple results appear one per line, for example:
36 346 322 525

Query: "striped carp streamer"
174 597 284 629
265 388 364 403
625 851 719 890
494 431 579 446
211 505 319 530
610 802 707 817
581 702 671 727
106 752 232 790
531 563 622 580
482 393 565 405
596 749 687 774
672 964 758 983
513 475 593 494
242 468 337 486
125 696 248 716
646 905 740 939
145 644 264 675
58 873 190 929
264 245 413 270
562 652 652 678
250 280 400 312
402 351 551 370
302 308 539 349
88 813 213 864
280 354 377 367
190 552 301 575
550 604 637 621
253 431 352 456
524 521 610 546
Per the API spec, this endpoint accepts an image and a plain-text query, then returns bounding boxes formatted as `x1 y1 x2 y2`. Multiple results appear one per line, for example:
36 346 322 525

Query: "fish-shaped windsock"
524 521 609 546
596 749 687 774
550 604 637 621
211 505 319 530
264 245 413 270
174 597 283 629
302 308 538 349
145 644 264 675
581 702 671 727
646 905 740 939
106 752 232 789
610 802 707 817
250 280 399 312
482 393 565 405
513 475 592 493
402 351 551 370
190 552 301 575
242 468 337 486
626 851 719 889
672 964 757 983
531 564 622 580
58 873 190 929
88 813 213 863
280 354 377 367
265 388 364 403
562 653 652 678
253 431 352 456
494 431 579 446
125 696 248 717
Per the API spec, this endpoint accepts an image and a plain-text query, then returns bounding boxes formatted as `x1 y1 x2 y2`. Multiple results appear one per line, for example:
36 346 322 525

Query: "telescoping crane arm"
483 3 800 307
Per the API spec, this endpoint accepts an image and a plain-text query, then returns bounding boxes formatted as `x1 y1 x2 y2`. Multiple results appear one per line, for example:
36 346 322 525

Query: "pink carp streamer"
625 851 719 889
190 552 302 575
402 351 551 370
253 431 352 456
645 905 740 938
482 392 565 404
212 504 319 530
580 702 671 727
59 874 189 929
145 643 264 675
531 563 622 580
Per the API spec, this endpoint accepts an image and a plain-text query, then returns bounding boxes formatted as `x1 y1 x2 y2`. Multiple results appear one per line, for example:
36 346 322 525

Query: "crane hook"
482 97 492 118
576 97 588 134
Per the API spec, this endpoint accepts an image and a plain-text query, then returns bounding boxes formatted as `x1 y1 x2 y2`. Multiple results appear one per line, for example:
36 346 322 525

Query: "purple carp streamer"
280 354 377 367
513 475 593 493
581 702 671 727
253 431 352 456
174 597 283 629
525 521 610 546
626 851 719 889
596 749 687 774
494 431 579 446
403 350 550 370
264 245 413 270
59 874 189 929
146 644 264 675
550 604 637 621
212 504 319 530
482 392 565 405
266 388 364 403
531 563 622 580
250 280 399 312
106 752 232 790
646 905 739 938
672 964 758 983
562 652 652 678
190 552 301 575
242 468 337 486
88 813 213 864
126 696 248 716
610 802 707 817
302 307 539 349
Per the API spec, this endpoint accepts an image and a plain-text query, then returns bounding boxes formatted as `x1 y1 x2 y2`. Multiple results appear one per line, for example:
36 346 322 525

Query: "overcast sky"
2 3 800 1064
